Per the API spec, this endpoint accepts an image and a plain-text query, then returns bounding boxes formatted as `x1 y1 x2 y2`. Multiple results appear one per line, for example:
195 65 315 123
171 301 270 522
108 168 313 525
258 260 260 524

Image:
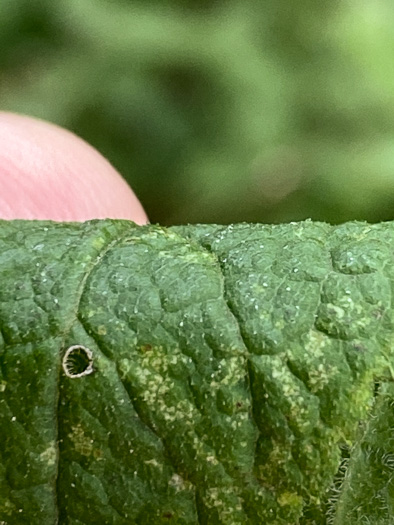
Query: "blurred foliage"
1 0 394 225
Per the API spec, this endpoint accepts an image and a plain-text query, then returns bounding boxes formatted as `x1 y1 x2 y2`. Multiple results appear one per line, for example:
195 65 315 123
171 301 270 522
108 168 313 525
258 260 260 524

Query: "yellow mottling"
206 455 219 465
0 381 6 392
219 356 245 386
97 325 107 335
68 425 94 457
203 487 244 522
144 458 163 471
0 497 16 516
303 329 327 359
40 443 57 466
309 364 339 394
278 491 303 508
91 236 106 250
327 303 345 318
168 473 192 492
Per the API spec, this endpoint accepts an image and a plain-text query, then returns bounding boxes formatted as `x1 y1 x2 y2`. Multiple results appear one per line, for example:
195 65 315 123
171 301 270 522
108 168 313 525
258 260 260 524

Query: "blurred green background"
1 0 394 225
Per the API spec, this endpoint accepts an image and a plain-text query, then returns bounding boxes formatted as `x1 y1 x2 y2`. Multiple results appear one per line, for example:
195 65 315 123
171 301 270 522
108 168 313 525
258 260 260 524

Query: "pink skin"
0 112 149 224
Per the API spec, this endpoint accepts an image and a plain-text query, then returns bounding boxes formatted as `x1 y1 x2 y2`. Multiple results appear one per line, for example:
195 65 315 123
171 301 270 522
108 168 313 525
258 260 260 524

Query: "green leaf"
330 381 394 524
1 219 394 524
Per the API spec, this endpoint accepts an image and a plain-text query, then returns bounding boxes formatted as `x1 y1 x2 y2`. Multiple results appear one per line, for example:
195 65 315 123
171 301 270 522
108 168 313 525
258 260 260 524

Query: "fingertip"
0 112 149 224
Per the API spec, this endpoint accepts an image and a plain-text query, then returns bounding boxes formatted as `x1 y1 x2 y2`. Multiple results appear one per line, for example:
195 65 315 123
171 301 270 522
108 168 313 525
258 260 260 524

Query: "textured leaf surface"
1 219 394 524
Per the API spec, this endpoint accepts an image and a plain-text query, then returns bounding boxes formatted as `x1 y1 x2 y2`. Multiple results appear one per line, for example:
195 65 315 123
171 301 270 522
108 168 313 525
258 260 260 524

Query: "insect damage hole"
62 345 94 378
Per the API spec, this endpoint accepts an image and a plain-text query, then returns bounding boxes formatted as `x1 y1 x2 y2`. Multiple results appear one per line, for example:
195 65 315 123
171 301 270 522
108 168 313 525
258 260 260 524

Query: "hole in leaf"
62 345 94 379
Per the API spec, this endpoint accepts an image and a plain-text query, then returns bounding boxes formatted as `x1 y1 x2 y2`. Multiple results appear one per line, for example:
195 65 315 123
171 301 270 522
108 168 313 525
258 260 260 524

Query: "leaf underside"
1 219 394 524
